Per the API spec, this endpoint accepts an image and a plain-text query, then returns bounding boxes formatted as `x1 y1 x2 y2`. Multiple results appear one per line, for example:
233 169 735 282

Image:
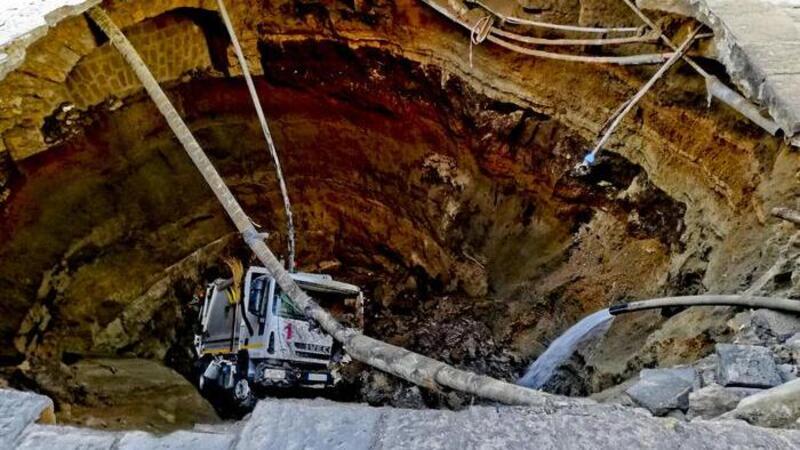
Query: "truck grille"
296 351 330 360
294 342 331 354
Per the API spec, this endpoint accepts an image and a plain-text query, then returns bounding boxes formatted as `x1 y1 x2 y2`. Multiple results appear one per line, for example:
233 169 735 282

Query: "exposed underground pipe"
417 0 675 65
609 295 800 316
467 0 640 34
520 295 800 387
490 27 659 47
582 27 701 166
485 33 672 65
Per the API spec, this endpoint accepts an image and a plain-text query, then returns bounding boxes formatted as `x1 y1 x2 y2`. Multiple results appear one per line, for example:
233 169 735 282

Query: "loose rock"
722 378 800 428
693 354 719 387
687 383 760 420
625 368 696 416
729 309 800 346
778 364 798 382
716 344 782 388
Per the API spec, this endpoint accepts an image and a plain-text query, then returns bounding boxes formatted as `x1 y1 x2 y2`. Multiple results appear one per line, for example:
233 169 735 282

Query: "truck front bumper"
257 366 332 387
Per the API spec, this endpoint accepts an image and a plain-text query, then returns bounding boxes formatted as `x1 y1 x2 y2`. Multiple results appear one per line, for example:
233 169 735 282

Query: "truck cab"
195 266 363 407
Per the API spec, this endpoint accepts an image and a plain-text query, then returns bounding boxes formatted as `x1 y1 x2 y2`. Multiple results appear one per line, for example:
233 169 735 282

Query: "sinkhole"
0 1 792 433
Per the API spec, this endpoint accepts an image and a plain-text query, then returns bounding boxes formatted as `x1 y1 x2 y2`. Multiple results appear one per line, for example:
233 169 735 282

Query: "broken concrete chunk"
625 368 696 416
716 344 782 388
687 383 761 420
237 399 382 450
783 333 800 362
643 367 700 390
751 310 800 340
722 378 800 428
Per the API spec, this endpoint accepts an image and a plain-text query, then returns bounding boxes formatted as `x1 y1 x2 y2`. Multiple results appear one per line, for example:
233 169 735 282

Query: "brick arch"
65 8 226 109
0 0 222 160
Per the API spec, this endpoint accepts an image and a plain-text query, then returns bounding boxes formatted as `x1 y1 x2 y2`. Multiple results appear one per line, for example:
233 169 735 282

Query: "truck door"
202 281 240 354
241 271 273 356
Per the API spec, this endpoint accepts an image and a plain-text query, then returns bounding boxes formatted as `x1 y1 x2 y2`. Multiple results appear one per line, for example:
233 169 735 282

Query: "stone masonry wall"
0 0 218 161
66 13 212 109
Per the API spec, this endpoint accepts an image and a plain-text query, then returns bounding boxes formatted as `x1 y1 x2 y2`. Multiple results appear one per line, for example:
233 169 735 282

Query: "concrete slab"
647 0 800 138
0 389 54 448
117 430 236 450
5 390 800 448
16 424 118 450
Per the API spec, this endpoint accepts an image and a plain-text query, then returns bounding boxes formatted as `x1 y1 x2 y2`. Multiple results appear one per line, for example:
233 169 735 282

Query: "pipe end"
609 303 629 315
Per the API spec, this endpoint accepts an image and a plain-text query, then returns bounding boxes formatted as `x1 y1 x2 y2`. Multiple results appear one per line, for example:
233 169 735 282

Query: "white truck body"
195 266 362 401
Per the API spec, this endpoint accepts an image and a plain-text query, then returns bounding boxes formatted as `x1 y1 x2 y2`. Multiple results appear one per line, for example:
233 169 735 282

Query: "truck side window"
274 288 306 320
248 275 268 316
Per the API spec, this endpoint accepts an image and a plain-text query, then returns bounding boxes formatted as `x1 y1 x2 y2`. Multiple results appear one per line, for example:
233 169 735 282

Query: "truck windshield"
273 290 306 320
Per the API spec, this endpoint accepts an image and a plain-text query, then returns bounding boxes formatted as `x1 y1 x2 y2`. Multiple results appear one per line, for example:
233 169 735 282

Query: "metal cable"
217 0 297 272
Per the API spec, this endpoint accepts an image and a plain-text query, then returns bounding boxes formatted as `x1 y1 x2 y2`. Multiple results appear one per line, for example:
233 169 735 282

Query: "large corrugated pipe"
609 295 800 316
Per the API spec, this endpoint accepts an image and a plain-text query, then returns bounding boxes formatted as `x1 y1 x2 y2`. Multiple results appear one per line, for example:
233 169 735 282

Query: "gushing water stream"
518 309 614 389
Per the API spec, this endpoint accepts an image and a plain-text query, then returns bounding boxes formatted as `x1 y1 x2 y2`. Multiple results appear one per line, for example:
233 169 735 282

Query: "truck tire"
234 378 256 410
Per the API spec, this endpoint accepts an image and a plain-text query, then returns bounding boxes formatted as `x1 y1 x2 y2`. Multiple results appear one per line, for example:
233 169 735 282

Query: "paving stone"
117 430 235 450
16 424 117 450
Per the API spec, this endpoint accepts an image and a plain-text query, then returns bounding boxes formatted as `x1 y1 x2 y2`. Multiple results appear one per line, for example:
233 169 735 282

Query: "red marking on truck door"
284 322 293 340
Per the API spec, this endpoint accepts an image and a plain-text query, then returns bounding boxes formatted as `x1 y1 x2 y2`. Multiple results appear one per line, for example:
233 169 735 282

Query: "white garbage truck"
195 266 363 408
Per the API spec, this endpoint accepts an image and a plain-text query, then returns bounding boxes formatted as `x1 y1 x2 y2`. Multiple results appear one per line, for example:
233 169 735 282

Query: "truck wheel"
234 378 256 410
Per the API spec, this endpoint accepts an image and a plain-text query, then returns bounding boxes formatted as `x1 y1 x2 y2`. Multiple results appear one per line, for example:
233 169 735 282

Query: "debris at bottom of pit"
10 357 219 433
358 371 427 409
625 368 696 416
716 344 782 388
722 377 800 428
687 384 761 420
